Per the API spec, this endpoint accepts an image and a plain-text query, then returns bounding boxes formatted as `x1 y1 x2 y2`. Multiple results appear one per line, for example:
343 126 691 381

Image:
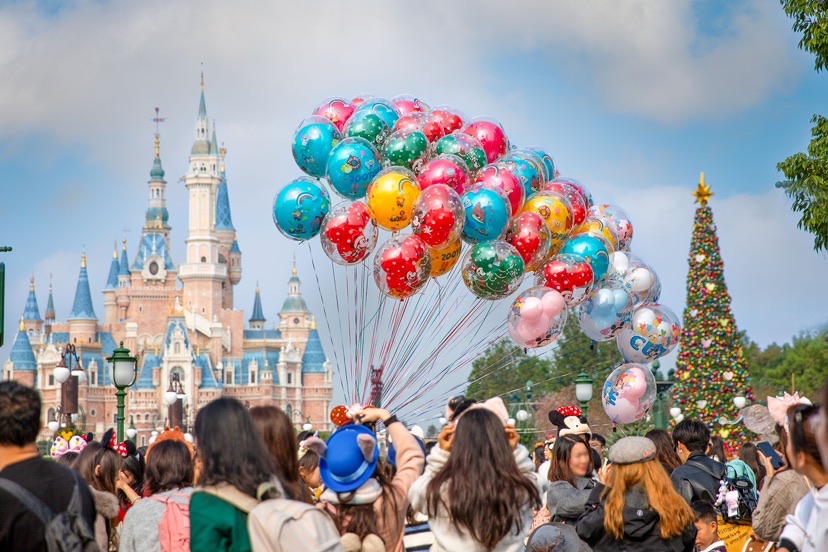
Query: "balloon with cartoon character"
312 97 355 133
460 184 511 244
462 117 509 163
577 281 634 342
419 154 473 195
507 286 567 348
606 251 659 307
273 177 331 241
499 150 546 198
366 167 421 231
521 190 573 254
433 132 488 173
326 137 382 200
292 116 342 178
589 203 633 251
615 303 681 363
535 254 595 307
602 363 657 425
383 129 430 173
548 405 592 437
411 184 464 250
461 240 525 300
320 201 379 265
373 234 432 300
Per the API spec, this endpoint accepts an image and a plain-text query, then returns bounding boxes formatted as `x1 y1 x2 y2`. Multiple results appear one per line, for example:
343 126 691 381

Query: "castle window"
287 372 292 385
73 337 77 343
139 306 143 313
250 369 257 385
201 257 207 263
88 337 92 343
141 435 146 446
48 375 54 386
90 371 97 386
175 343 181 354
90 409 97 417
224 370 234 385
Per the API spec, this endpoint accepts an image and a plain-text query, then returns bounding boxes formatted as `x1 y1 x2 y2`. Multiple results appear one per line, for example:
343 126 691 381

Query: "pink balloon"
622 367 648 400
540 290 566 319
520 297 544 323
515 323 538 344
605 397 640 424
524 314 551 340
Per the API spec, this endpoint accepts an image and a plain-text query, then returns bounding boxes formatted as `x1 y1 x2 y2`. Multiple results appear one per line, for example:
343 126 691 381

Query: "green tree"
466 339 553 403
551 317 623 387
777 1 828 251
766 329 828 396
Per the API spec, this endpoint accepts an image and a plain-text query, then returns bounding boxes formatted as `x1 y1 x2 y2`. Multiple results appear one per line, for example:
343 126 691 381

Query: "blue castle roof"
230 239 241 254
132 234 176 271
150 156 165 181
302 329 327 374
45 286 55 319
215 178 235 231
105 250 120 290
119 244 130 277
249 289 265 323
68 257 97 320
23 281 41 321
243 329 282 340
10 325 37 371
196 354 222 389
136 354 159 390
165 318 191 349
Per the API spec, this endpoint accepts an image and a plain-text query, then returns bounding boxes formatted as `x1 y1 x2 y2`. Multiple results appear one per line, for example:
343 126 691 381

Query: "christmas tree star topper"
693 172 714 207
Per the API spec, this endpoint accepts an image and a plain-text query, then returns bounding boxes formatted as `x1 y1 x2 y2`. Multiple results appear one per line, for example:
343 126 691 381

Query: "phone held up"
756 441 785 470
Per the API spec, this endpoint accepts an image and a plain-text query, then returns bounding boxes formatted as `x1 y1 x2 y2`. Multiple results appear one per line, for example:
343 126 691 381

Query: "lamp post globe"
516 409 529 422
106 342 138 442
303 422 313 432
54 366 70 384
574 371 594 418
47 420 59 433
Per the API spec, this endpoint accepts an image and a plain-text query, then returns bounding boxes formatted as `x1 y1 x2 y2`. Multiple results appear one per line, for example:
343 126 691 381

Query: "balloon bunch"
602 363 657 425
272 94 681 371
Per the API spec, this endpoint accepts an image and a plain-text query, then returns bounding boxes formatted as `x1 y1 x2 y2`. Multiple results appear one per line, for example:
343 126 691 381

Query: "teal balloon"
461 186 510 244
524 147 556 181
561 235 610 280
272 177 330 241
326 137 382 199
346 111 390 149
292 116 341 178
354 99 400 130
500 151 545 197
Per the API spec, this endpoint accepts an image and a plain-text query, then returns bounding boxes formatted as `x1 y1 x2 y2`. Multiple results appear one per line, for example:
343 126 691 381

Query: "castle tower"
179 75 225 327
146 127 171 245
23 275 43 342
3 317 37 387
115 239 131 320
278 259 312 341
215 144 241 309
68 253 98 346
44 278 55 340
249 285 266 330
103 243 119 325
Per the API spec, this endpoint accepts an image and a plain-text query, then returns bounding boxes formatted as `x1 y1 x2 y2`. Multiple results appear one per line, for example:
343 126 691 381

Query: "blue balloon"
292 116 341 178
524 147 556 182
461 186 511 244
561 235 610 280
326 137 382 199
354 99 400 130
499 151 544 198
273 177 331 241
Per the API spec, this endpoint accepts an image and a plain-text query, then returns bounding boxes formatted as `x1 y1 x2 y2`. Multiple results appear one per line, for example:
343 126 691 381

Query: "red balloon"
393 112 426 134
330 405 350 427
419 155 472 194
412 185 464 249
377 235 431 298
322 202 375 263
463 119 509 163
543 181 588 226
475 164 525 215
426 107 466 135
392 94 429 116
313 98 355 133
537 255 595 306
350 94 374 109
504 212 551 272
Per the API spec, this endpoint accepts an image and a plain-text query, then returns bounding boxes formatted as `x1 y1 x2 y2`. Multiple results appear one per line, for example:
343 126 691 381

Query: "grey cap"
525 522 588 552
608 436 657 465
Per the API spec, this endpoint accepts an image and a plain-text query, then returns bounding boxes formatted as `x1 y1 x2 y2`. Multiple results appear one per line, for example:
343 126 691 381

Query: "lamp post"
107 342 138 442
650 361 676 430
164 372 186 430
574 372 594 419
292 409 313 432
55 344 85 429
126 415 137 440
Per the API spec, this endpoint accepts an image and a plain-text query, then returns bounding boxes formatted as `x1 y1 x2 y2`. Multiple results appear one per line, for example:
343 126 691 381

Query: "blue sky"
0 0 826 416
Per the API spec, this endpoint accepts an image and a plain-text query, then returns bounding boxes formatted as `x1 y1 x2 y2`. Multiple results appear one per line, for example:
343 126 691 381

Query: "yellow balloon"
367 168 421 231
572 217 619 253
430 239 462 277
521 191 573 254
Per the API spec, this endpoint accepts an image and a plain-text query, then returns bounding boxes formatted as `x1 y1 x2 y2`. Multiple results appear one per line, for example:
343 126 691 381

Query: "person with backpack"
250 405 305 502
671 419 726 505
408 397 542 551
316 405 424 552
0 381 98 552
120 439 195 552
76 432 123 552
576 436 696 551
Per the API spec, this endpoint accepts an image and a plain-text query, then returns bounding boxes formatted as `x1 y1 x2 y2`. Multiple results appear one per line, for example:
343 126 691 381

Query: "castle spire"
10 316 36 372
69 252 97 320
23 275 42 322
45 276 55 321
249 285 266 325
105 241 120 290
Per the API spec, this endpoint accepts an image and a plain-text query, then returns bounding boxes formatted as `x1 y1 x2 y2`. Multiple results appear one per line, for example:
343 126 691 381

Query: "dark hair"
145 440 194 495
425 408 540 550
672 419 710 453
250 406 300 489
645 429 683 474
447 395 477 421
548 433 593 486
739 443 766 489
692 500 718 523
788 404 823 466
425 440 437 456
590 434 606 447
194 398 287 499
56 451 81 469
0 382 41 446
330 457 398 542
533 445 545 470
298 448 320 472
77 442 121 495
708 435 728 462
118 454 145 506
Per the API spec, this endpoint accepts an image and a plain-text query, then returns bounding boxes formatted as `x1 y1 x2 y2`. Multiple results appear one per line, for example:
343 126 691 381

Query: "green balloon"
347 112 389 149
470 243 497 272
384 131 429 170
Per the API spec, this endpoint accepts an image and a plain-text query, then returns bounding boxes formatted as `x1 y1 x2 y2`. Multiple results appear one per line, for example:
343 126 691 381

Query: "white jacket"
778 483 828 552
408 444 546 552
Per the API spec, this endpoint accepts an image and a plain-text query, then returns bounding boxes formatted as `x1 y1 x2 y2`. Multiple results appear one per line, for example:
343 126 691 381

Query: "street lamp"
126 415 137 440
292 409 313 432
107 342 138 442
55 344 84 428
574 372 594 419
165 372 185 431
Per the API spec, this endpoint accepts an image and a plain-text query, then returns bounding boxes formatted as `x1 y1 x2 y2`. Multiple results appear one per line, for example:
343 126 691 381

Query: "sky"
0 0 826 418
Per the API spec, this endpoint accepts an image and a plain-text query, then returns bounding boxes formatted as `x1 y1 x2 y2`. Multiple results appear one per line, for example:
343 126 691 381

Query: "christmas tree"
671 174 753 452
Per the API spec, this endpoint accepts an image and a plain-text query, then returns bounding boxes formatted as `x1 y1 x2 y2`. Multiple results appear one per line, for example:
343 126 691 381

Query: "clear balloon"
325 137 382 200
425 106 467 135
292 116 342 178
559 234 611 281
344 110 390 150
542 180 588 227
589 204 633 251
606 252 659 307
366 167 421 231
312 97 355 133
602 363 657 425
353 98 401 131
504 212 551 273
524 147 557 182
272 177 331 241
411 185 465 249
320 201 379 265
383 129 430 173
500 150 545 198
463 117 509 164
461 240 525 300
616 303 682 363
419 154 473 194
535 253 595 307
507 286 567 348
475 164 525 216
521 191 573 254
350 94 375 109
373 234 432 299
429 239 462 277
577 281 633 342
391 94 430 116
433 132 488 173
553 177 593 208
461 185 511 244
393 111 426 134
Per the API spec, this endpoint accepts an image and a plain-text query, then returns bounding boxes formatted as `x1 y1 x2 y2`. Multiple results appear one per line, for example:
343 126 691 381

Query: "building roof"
230 239 241 254
196 354 221 389
164 318 191 350
132 233 176 272
105 246 120 290
23 277 41 321
280 295 309 313
136 354 159 390
249 288 265 323
68 254 97 321
238 350 280 384
45 284 55 320
150 156 165 181
119 242 130 277
210 128 219 155
302 329 327 374
243 329 282 340
215 178 235 231
10 323 37 371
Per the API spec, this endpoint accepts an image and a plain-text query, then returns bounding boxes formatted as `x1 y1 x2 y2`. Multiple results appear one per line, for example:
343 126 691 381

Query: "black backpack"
717 464 758 522
0 471 99 552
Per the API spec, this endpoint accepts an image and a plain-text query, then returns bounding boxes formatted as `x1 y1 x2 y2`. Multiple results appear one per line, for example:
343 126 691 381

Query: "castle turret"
4 317 37 387
23 275 43 341
44 278 55 339
103 242 119 325
146 125 171 244
116 239 131 320
249 285 266 330
215 145 241 307
68 253 98 345
278 259 311 340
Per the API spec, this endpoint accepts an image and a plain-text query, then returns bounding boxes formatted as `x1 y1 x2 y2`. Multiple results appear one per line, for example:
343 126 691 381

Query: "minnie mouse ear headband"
99 428 130 458
548 406 592 438
768 392 812 429
50 434 89 459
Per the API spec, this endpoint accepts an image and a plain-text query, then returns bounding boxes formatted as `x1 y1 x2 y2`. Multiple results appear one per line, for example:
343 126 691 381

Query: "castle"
3 80 335 444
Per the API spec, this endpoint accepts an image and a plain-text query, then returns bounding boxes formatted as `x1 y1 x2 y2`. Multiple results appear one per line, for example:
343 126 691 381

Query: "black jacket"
670 451 726 504
576 483 696 552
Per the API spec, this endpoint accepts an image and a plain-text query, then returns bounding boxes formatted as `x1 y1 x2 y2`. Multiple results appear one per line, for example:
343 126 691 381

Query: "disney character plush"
548 405 592 438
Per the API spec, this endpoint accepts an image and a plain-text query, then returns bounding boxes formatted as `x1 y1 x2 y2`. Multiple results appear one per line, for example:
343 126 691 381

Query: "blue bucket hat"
319 424 379 493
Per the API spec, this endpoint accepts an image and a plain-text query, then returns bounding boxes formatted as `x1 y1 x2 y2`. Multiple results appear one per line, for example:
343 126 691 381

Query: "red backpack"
149 493 191 552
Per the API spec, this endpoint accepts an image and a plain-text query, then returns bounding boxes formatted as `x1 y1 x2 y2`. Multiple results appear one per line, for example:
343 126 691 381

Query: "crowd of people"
1 379 827 552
